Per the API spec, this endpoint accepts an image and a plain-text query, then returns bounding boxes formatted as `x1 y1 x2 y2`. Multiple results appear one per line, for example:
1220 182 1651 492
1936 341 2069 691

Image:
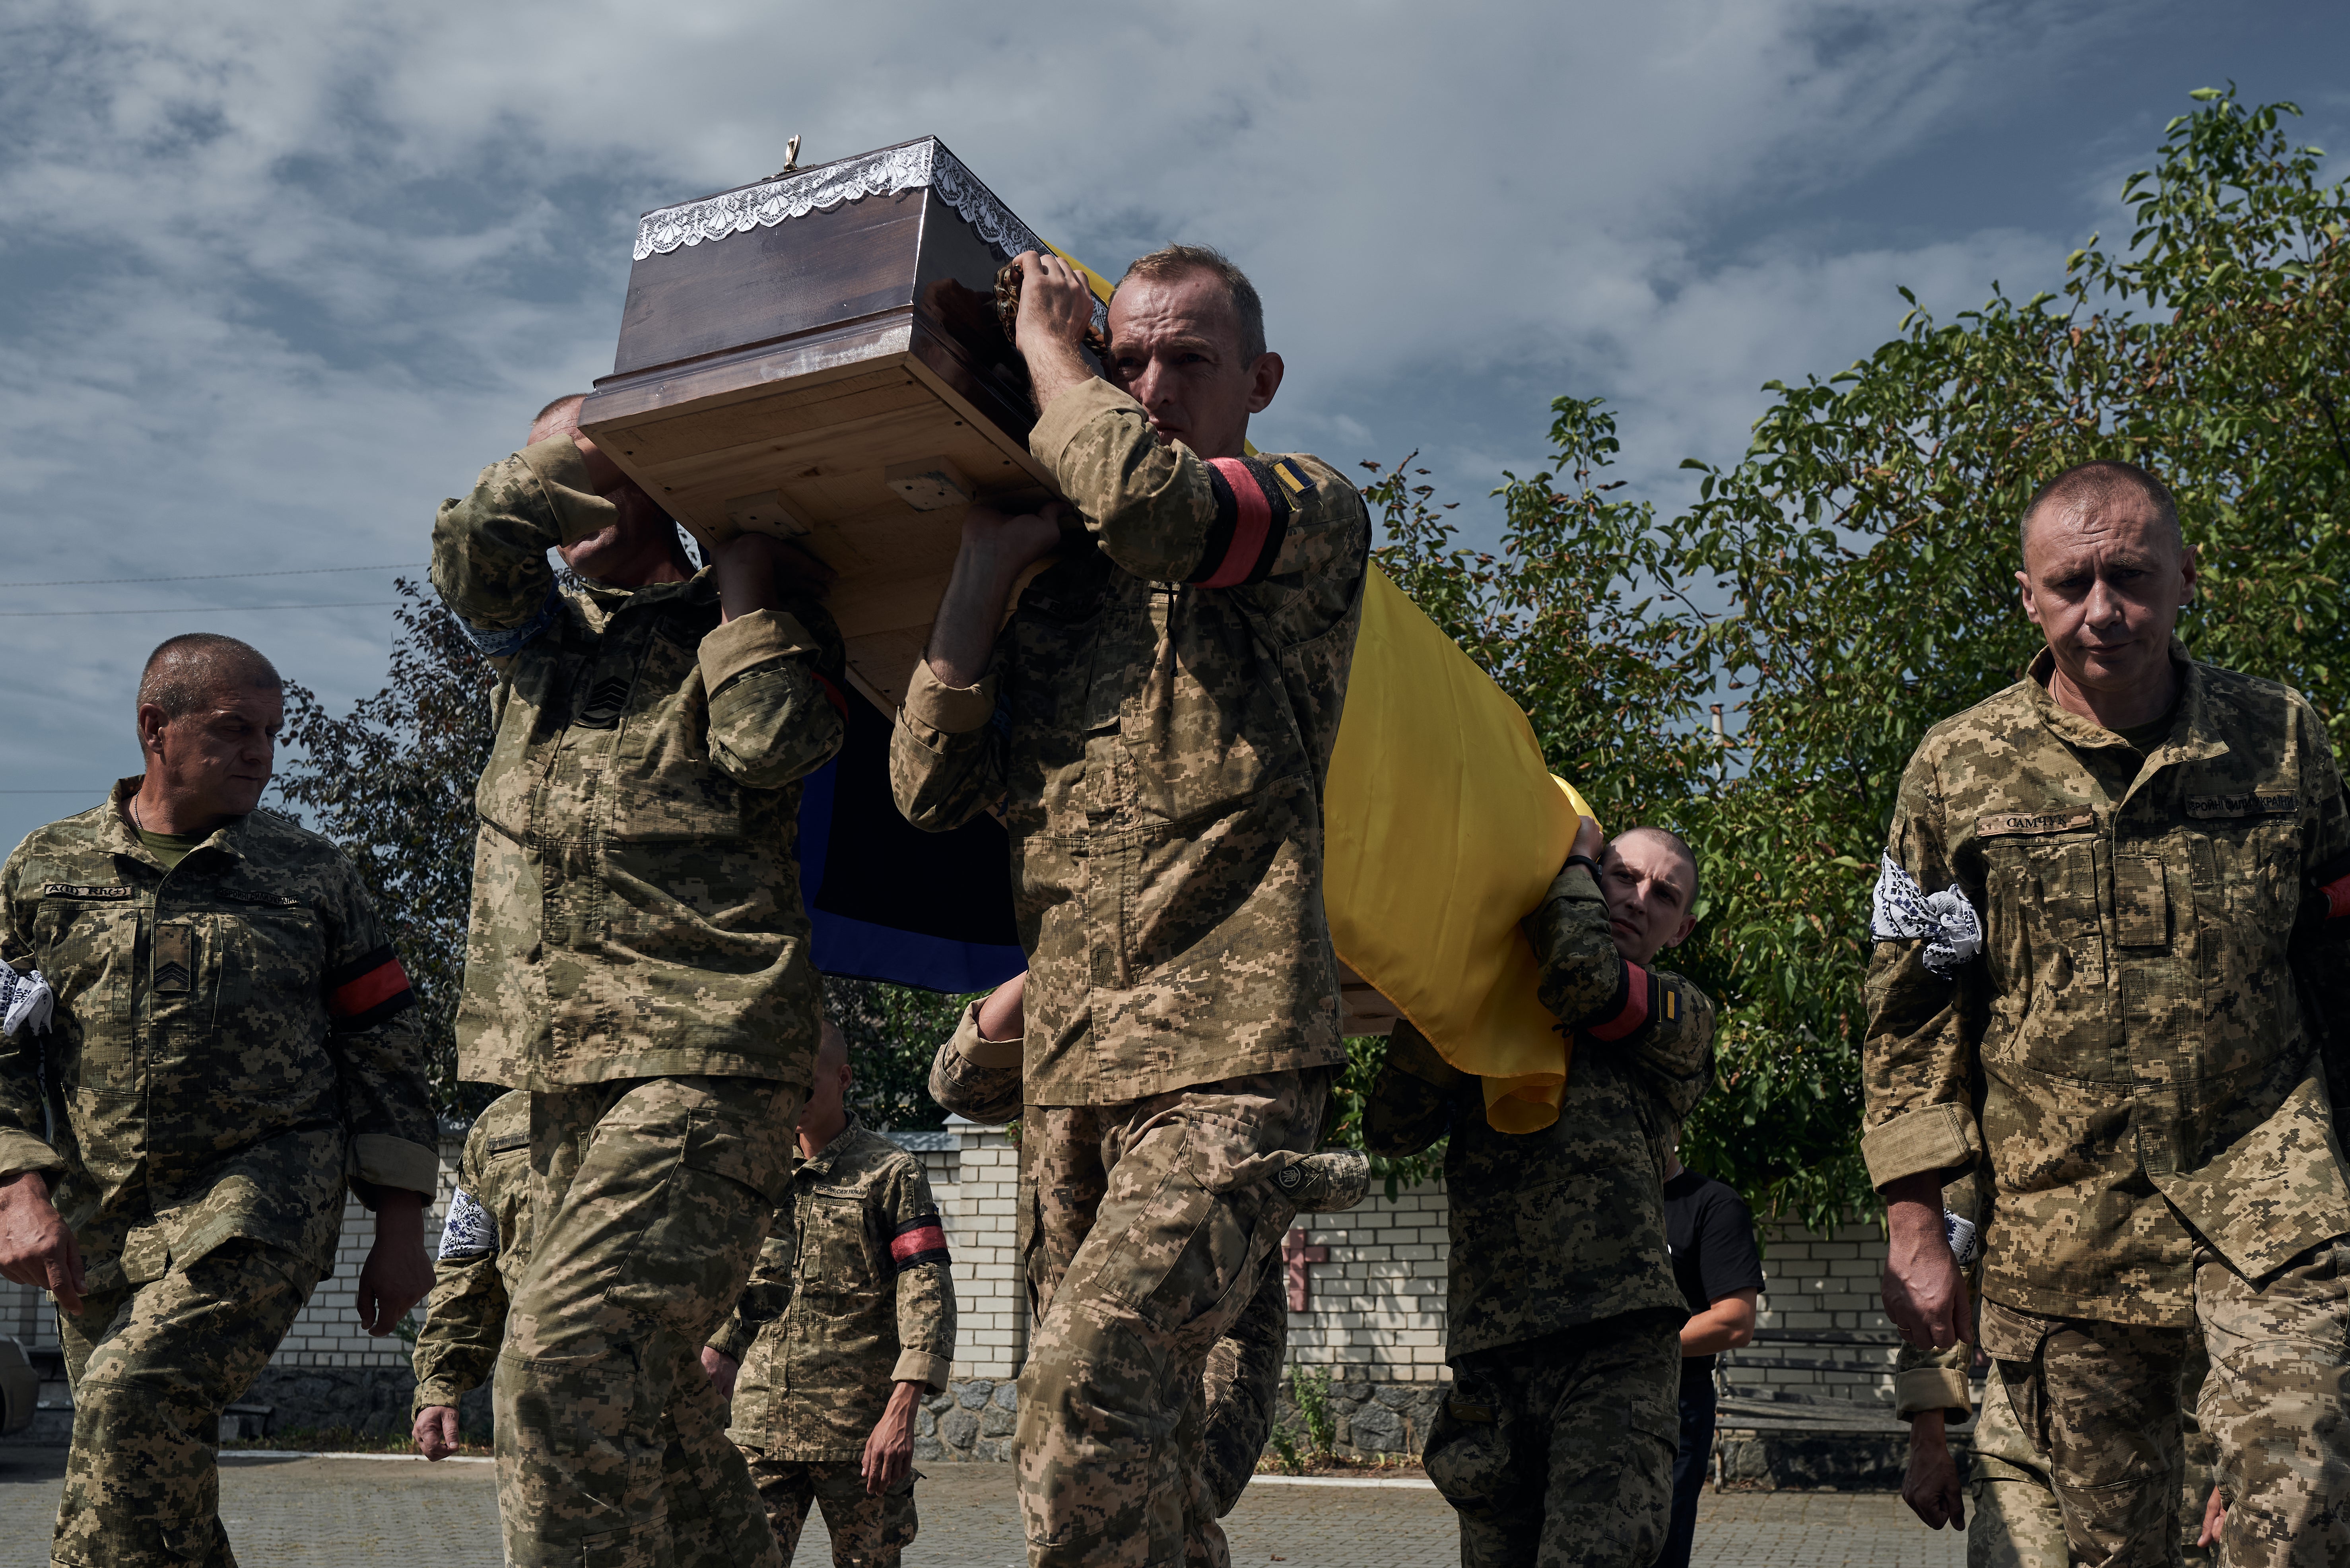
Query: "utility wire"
0 563 426 589
0 602 399 618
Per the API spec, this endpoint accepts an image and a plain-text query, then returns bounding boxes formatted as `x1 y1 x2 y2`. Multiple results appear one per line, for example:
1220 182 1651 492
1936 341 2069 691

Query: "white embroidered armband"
437 1188 498 1261
0 968 53 1037
1870 854 1983 977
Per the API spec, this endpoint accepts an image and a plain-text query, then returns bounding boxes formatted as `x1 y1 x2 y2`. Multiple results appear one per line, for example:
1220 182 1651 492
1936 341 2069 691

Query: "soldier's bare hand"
1900 1413 1964 1529
356 1190 433 1335
0 1170 84 1316
861 1380 923 1495
701 1347 738 1401
1013 252 1098 353
959 502 1066 578
1882 1178 1971 1350
413 1405 461 1461
2199 1485 2226 1548
715 531 837 623
1571 814 1606 866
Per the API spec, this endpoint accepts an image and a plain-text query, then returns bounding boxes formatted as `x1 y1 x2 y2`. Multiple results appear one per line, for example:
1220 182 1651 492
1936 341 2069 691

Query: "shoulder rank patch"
1975 811 2096 839
2187 792 2298 819
41 883 134 900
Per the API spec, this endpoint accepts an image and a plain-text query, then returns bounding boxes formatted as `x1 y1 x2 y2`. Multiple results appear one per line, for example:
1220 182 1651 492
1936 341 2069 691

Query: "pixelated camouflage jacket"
1366 860 1715 1357
711 1116 956 1460
0 783 437 1289
431 437 846 1089
927 999 1023 1126
410 1088 532 1413
890 378 1369 1105
1864 645 2350 1325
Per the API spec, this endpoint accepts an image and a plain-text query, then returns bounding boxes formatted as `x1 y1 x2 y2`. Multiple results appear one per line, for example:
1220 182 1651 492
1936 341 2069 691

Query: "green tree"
1369 87 2348 1229
276 579 496 1115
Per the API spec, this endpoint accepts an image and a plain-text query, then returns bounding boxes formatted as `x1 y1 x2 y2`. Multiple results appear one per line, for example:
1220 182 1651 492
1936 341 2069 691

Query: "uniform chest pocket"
33 902 140 1025
794 1193 877 1296
2185 799 2301 985
1981 834 2106 1018
213 905 324 1026
610 630 745 843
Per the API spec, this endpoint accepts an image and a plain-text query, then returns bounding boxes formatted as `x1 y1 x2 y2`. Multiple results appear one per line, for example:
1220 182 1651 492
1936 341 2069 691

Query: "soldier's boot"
1272 1149 1371 1212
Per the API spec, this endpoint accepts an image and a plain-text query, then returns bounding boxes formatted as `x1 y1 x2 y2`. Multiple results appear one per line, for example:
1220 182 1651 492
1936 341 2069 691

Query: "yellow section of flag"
1324 567 1594 1133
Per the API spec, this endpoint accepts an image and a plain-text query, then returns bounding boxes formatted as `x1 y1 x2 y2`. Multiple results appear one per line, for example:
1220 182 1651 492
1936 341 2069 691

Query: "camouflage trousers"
1980 1236 2348 1568
1198 1262 1288 1519
738 1452 917 1567
1969 1339 2217 1568
1016 1069 1328 1568
495 1075 802 1568
1422 1312 1682 1568
51 1238 313 1567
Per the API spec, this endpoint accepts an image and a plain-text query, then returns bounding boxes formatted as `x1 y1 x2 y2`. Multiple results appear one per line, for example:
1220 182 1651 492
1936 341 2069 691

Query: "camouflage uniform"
708 1115 954 1568
1367 858 1717 1568
409 1089 532 1421
889 376 1368 1568
1866 644 2350 1568
0 785 437 1567
927 1002 1289 1526
433 435 845 1568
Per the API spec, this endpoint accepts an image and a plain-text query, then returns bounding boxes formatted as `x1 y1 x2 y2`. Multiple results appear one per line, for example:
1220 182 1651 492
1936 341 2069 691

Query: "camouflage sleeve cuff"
0 1126 65 1181
903 657 998 736
892 1349 952 1391
698 609 820 695
515 436 622 548
954 999 1024 1068
411 1376 472 1415
1028 376 1146 479
1861 1104 1982 1191
706 1318 754 1364
353 1133 441 1201
1894 1363 1974 1422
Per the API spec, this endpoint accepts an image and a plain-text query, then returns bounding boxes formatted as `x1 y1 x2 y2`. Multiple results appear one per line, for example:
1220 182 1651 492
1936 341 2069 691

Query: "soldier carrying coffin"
890 241 1370 1567
0 634 438 1568
430 394 846 1568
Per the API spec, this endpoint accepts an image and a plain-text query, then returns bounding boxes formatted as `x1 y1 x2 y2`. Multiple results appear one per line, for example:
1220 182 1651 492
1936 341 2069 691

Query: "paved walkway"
0 1448 1964 1566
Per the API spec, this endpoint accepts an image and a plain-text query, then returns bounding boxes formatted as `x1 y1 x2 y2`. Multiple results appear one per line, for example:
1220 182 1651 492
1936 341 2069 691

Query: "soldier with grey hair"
1867 459 2350 1567
0 633 438 1567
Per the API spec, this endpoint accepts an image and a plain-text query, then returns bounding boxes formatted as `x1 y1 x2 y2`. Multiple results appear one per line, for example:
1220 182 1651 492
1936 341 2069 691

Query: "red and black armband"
326 944 416 1033
1581 960 1659 1042
889 1213 951 1271
1192 457 1316 588
2315 850 2350 921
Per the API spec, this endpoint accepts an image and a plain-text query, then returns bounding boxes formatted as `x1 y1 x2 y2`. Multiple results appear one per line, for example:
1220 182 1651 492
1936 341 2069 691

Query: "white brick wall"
0 1125 1897 1402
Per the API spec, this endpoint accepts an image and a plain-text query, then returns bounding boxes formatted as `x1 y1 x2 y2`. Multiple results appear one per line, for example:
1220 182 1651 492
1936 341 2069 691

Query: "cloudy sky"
2 0 2344 856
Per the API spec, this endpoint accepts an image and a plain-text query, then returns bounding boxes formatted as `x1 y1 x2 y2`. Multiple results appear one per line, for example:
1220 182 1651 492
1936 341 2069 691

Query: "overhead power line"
0 602 400 618
0 563 427 590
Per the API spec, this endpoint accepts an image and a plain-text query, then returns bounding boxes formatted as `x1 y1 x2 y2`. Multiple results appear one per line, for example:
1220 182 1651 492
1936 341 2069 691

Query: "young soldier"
1867 461 2350 1567
926 975 1368 1533
431 394 845 1568
0 634 437 1567
700 1022 955 1568
890 243 1370 1567
1367 823 1715 1568
410 1088 532 1459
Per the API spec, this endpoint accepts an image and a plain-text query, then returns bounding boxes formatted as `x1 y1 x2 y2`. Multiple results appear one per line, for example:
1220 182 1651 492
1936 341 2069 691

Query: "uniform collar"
569 566 718 626
2024 638 2229 770
797 1112 866 1178
107 777 256 872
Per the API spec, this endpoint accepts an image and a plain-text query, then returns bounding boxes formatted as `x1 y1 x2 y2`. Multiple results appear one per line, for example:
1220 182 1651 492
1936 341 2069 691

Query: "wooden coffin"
580 137 1099 711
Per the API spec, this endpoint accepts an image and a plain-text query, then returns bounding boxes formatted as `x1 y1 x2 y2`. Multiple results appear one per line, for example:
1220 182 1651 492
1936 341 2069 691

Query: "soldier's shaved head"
1615 825 1701 908
1119 244 1266 362
528 393 588 446
816 1019 850 1078
2020 461 2181 561
137 634 280 726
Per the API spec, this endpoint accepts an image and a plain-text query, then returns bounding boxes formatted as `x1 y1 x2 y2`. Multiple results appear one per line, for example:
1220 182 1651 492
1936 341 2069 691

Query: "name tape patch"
2187 792 2298 819
1976 811 2096 839
41 883 133 900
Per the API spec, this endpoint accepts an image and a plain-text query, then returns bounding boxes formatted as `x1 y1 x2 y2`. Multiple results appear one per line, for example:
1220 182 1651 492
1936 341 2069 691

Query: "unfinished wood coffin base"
579 138 1094 711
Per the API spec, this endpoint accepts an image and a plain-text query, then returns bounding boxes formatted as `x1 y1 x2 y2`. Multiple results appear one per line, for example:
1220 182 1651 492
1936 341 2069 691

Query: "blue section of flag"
796 755 1027 994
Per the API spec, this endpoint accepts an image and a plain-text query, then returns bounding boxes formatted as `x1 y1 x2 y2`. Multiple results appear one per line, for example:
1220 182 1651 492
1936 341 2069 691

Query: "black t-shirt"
1664 1168 1765 1384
